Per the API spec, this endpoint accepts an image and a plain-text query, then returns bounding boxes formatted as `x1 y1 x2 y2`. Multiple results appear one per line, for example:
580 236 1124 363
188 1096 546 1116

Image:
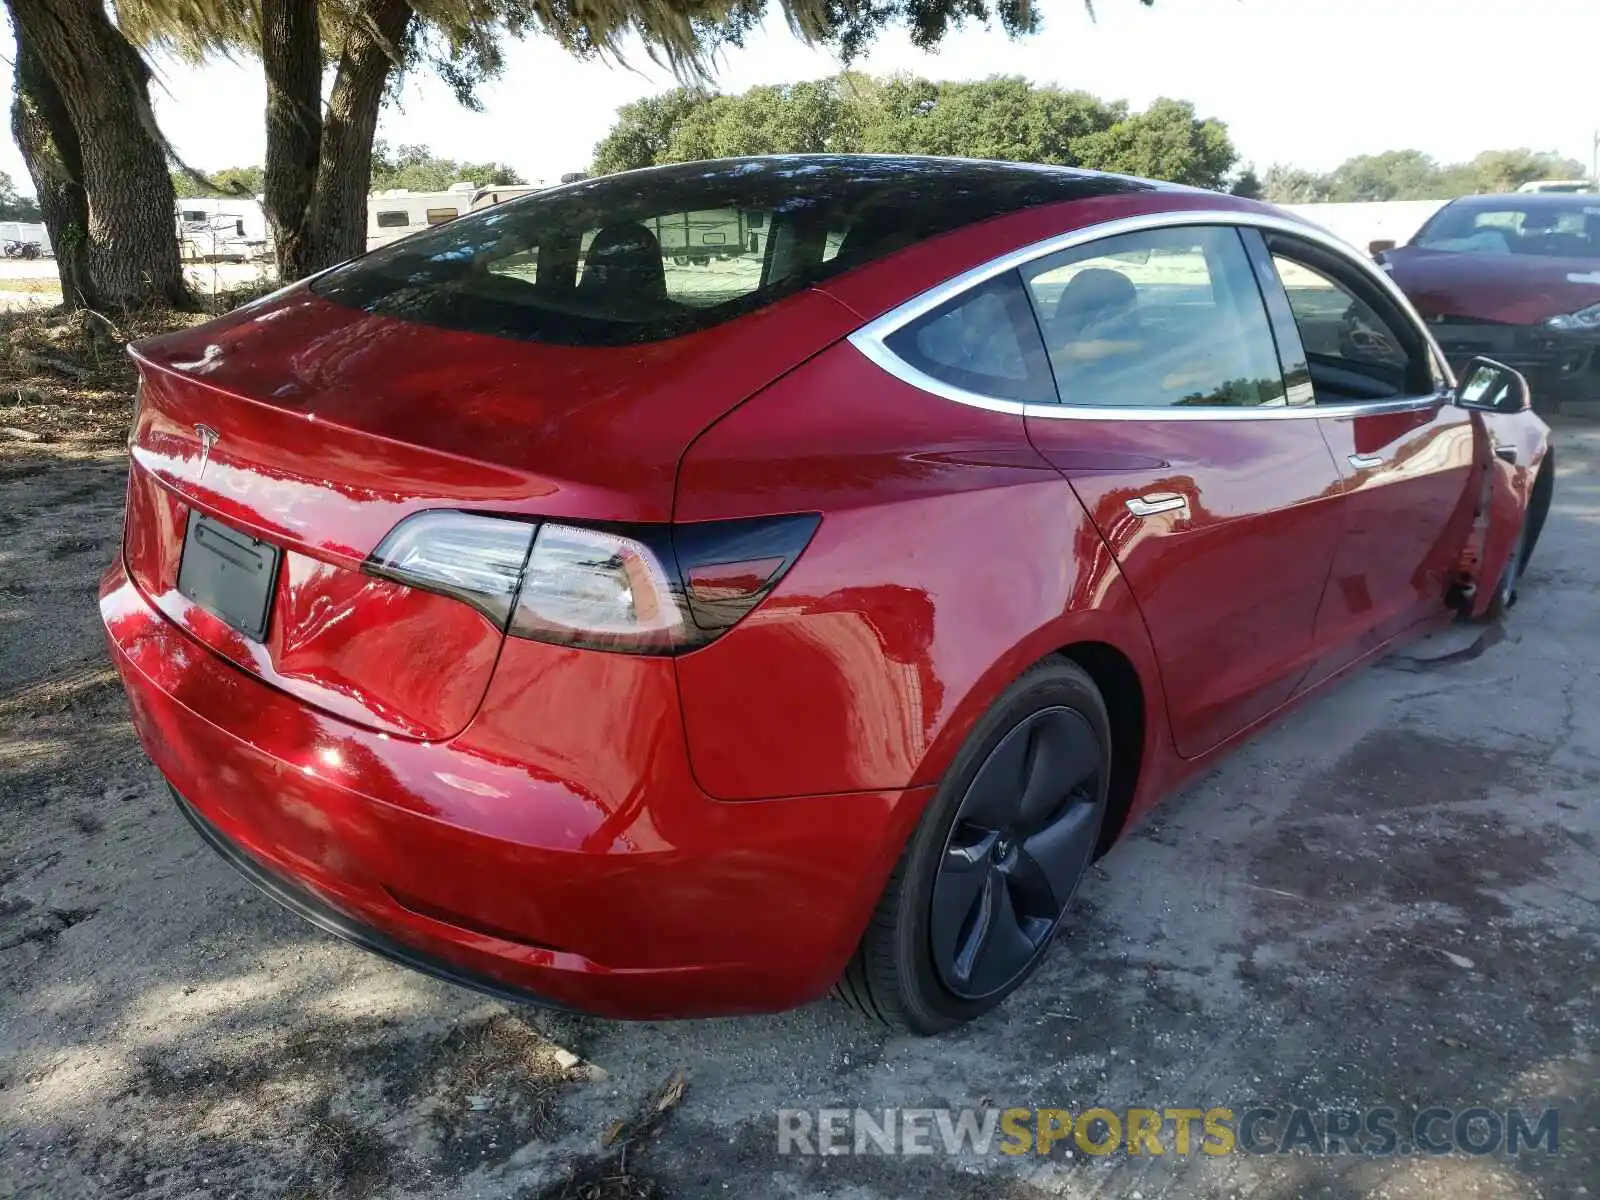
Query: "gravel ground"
1 397 1596 1199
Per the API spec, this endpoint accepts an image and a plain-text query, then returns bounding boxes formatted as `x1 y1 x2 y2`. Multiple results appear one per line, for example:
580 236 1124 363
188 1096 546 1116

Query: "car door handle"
1125 493 1190 519
1348 453 1384 471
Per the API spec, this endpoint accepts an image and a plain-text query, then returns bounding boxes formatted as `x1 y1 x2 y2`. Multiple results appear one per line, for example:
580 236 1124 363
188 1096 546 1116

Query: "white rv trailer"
469 183 546 211
366 183 481 250
176 196 269 261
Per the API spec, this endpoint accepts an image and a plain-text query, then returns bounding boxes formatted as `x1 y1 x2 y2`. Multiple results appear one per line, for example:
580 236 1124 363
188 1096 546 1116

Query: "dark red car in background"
1375 193 1600 413
103 157 1552 1033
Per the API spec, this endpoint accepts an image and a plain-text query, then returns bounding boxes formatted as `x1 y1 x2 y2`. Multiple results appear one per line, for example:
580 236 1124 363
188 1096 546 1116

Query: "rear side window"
1020 226 1287 409
882 273 1055 403
314 156 1152 347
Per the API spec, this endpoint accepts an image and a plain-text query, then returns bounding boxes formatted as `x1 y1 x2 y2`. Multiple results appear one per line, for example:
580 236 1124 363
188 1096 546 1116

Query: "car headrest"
1052 268 1138 338
835 208 916 268
577 223 667 303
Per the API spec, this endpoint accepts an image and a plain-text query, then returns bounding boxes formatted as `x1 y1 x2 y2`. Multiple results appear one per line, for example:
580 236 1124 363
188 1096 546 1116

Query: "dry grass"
431 1010 574 1133
0 307 195 450
0 277 65 295
0 292 280 451
527 1071 685 1200
302 1112 397 1199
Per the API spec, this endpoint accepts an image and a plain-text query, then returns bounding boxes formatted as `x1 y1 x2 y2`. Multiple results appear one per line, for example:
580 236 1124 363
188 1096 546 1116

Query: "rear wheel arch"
886 631 1152 868
1056 641 1146 857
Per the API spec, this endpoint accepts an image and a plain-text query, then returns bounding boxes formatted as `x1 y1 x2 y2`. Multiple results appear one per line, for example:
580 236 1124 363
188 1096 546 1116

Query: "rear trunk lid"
125 283 857 740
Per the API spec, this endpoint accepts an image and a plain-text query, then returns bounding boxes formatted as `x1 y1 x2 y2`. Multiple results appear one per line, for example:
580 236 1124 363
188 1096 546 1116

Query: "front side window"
1267 239 1431 402
1020 226 1287 409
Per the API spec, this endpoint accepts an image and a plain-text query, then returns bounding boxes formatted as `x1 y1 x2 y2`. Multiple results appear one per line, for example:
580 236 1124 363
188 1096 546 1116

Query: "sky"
1 0 1597 192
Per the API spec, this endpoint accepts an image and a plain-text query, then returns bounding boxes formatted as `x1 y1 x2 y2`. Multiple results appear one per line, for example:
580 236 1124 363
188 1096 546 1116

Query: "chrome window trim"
846 207 1456 422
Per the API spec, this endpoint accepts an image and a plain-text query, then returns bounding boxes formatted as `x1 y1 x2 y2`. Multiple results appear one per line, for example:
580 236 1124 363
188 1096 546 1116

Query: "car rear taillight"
513 523 686 653
672 513 819 634
366 511 818 654
368 511 536 627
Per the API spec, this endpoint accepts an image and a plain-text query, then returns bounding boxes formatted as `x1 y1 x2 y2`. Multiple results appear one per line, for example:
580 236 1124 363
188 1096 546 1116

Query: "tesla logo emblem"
195 424 220 476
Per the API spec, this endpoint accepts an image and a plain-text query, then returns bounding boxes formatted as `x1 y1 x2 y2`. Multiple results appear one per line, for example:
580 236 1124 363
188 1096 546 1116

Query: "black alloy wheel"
834 658 1112 1033
930 707 1105 1000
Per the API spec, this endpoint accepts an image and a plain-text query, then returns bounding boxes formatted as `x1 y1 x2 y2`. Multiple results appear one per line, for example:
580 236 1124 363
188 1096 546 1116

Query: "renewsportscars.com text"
776 1106 1560 1158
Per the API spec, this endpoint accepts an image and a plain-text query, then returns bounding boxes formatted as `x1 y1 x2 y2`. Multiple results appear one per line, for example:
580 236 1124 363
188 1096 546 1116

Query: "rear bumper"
1430 319 1600 410
170 784 576 1011
102 557 929 1019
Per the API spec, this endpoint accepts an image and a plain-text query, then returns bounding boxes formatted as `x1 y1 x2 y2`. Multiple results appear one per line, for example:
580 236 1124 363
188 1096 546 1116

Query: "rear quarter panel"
671 341 1169 814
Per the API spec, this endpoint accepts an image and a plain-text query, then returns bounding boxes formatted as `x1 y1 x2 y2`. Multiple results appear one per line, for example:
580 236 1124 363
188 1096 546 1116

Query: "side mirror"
1455 356 1532 414
1369 239 1397 256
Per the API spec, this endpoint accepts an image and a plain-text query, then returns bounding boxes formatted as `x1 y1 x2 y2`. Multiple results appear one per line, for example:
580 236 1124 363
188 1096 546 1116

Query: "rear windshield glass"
1415 199 1600 259
312 156 1150 346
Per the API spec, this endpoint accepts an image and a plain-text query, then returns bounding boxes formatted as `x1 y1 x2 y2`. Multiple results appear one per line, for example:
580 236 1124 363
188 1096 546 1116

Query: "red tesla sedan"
1374 193 1600 415
102 157 1552 1032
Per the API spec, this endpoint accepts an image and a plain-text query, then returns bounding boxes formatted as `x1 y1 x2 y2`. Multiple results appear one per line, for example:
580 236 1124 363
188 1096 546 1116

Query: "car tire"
834 657 1111 1034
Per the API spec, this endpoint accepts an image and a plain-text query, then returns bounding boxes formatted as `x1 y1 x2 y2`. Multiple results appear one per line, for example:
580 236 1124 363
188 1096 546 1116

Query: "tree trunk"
260 0 324 281
9 30 95 309
5 0 192 310
305 0 414 272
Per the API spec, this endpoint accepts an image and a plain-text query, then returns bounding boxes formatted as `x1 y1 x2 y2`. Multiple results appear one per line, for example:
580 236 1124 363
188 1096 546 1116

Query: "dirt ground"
1 312 1596 1199
0 260 276 312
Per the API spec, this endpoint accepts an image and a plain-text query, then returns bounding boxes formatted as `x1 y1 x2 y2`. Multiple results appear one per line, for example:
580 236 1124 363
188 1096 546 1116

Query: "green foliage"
1468 148 1588 193
592 74 1239 189
1262 148 1589 204
1259 163 1330 204
172 165 265 198
1229 168 1262 200
0 171 45 222
592 88 715 175
1068 98 1235 190
857 74 1125 163
369 141 526 192
1324 150 1446 202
